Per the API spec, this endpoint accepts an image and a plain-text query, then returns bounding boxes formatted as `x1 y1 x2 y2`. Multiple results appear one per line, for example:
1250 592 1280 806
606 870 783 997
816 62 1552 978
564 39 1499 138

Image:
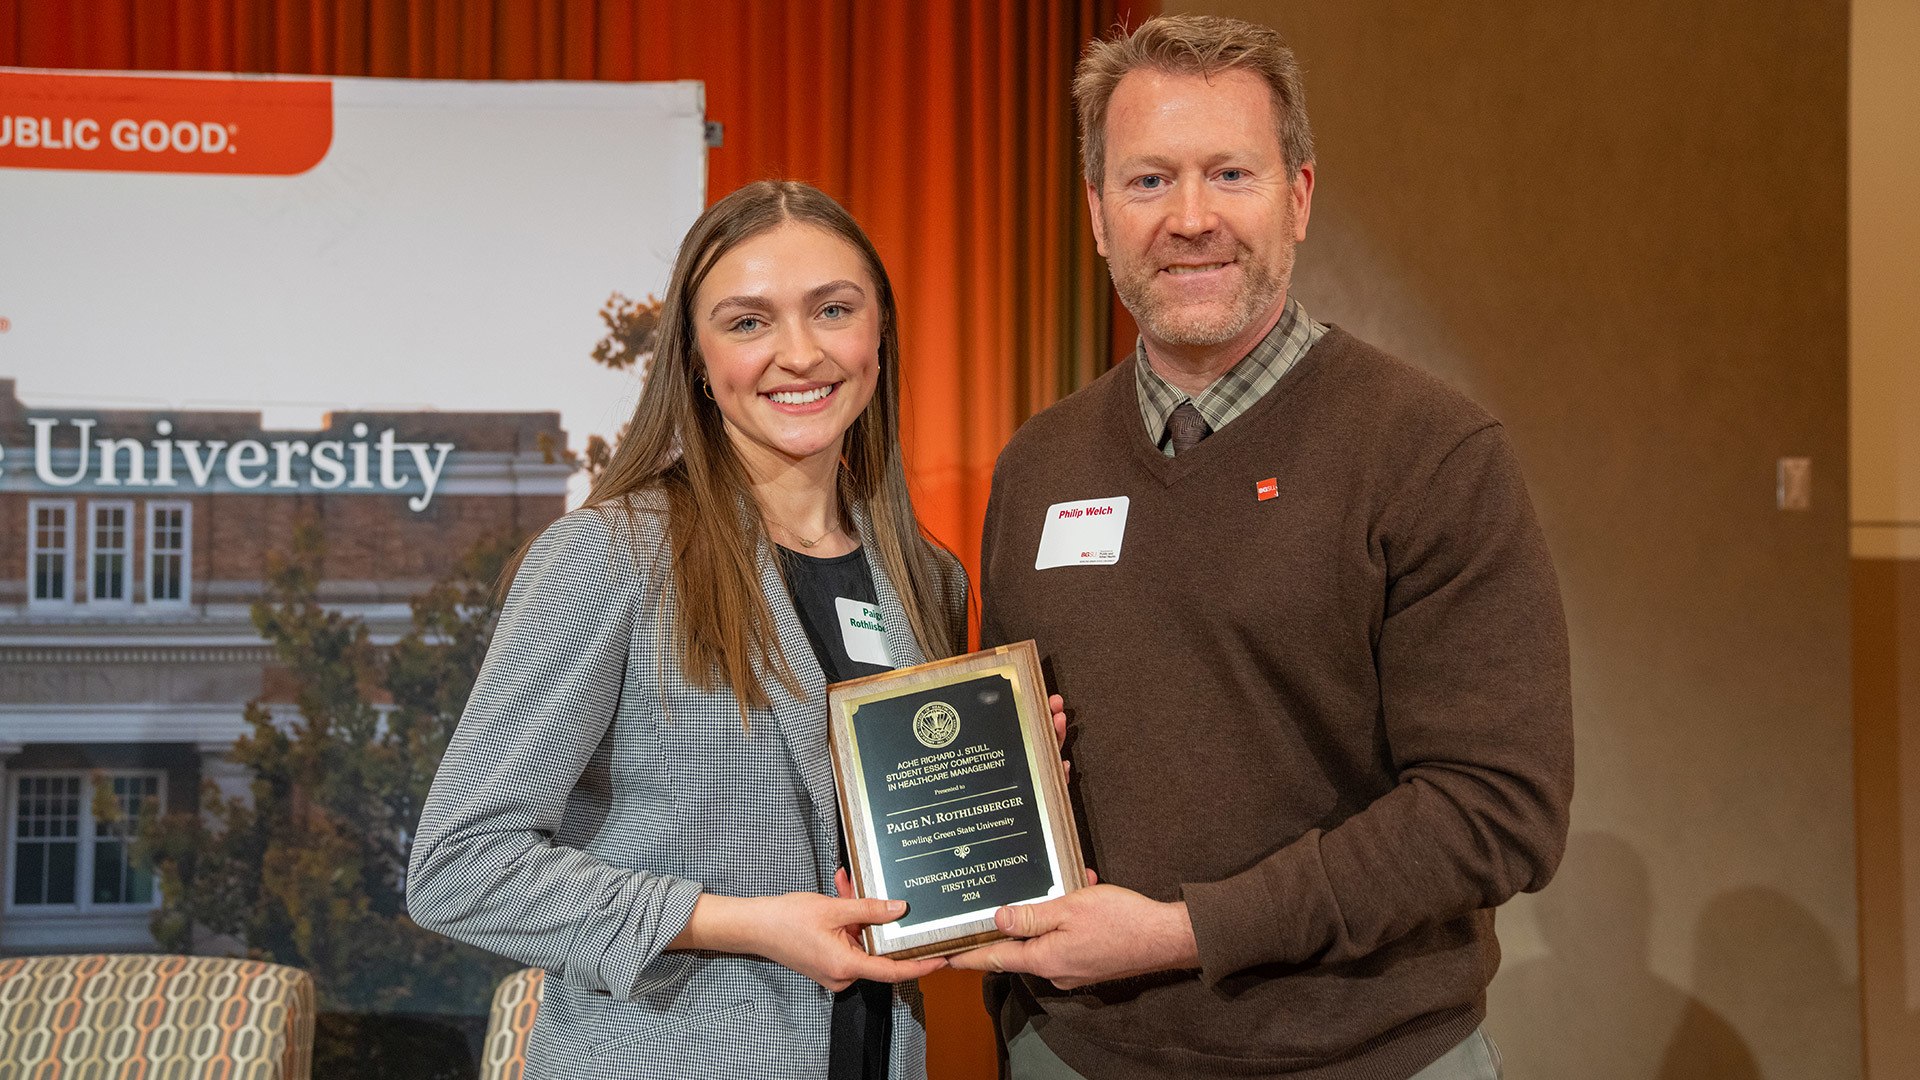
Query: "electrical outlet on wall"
1777 457 1812 510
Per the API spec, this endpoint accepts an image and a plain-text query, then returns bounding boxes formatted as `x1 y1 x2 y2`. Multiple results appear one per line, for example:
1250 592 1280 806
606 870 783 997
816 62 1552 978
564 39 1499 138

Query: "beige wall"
1174 2 1860 1077
1852 1 1920 1077
1851 0 1920 563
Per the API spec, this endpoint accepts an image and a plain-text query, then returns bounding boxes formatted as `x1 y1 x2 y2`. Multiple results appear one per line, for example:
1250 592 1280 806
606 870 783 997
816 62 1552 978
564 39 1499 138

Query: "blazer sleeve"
406 507 703 1000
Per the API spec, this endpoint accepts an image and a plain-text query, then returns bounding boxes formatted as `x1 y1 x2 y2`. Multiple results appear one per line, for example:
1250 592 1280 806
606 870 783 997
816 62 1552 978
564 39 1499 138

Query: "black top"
776 544 894 1080
778 544 895 684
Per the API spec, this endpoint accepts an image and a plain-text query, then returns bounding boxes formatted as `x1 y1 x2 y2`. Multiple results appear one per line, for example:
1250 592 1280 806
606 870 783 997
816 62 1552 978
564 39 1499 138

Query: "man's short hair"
1074 13 1314 187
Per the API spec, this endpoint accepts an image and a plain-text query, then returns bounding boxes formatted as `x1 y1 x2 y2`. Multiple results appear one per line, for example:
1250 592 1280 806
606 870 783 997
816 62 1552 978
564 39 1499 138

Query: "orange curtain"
2 0 1150 582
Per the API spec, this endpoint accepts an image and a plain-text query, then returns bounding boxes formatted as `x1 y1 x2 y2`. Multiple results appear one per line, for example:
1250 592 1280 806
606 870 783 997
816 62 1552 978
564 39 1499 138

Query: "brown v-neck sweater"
979 328 1573 1079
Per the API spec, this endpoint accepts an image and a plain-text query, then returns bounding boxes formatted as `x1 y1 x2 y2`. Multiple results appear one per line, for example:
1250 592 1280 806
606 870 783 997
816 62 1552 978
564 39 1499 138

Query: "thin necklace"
766 516 840 549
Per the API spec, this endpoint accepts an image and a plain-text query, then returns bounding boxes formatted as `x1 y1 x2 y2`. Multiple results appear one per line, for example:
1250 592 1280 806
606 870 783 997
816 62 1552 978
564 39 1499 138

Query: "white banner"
0 69 705 474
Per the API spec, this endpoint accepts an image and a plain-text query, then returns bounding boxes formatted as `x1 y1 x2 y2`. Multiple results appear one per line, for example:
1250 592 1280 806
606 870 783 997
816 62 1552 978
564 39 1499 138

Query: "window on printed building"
90 501 133 603
92 774 161 904
8 772 163 910
146 501 191 604
10 776 80 906
27 500 75 603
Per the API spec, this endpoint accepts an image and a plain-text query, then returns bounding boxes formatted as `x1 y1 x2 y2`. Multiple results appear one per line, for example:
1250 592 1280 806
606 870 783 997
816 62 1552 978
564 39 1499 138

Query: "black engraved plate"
849 673 1055 928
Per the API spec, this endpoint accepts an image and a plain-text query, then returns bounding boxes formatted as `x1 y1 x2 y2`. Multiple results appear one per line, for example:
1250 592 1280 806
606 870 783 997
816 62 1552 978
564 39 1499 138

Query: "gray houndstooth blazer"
407 493 968 1079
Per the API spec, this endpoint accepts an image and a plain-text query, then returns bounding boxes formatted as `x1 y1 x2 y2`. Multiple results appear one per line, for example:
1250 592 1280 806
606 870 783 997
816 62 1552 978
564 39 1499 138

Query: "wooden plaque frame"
827 640 1085 960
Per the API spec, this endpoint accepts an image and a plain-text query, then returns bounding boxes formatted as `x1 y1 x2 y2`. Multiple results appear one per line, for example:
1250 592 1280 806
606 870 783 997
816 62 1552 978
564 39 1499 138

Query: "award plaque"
827 640 1085 960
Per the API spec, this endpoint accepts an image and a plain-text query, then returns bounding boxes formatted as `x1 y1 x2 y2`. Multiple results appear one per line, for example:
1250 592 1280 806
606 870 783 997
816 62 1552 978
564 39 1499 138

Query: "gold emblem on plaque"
912 700 962 748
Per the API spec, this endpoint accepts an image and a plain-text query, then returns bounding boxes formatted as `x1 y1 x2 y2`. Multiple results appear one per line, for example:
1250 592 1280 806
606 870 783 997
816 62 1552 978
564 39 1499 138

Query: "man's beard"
1102 214 1294 348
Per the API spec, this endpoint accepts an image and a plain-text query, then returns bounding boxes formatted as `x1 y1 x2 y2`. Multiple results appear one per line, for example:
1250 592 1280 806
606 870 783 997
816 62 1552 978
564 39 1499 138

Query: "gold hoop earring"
698 376 714 401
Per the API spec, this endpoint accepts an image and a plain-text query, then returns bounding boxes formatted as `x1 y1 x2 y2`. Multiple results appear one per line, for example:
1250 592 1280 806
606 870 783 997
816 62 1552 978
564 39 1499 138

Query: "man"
949 14 1573 1080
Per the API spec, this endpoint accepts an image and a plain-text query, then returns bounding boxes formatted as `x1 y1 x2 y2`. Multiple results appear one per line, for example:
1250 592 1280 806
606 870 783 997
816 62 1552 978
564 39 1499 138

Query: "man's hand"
947 884 1200 989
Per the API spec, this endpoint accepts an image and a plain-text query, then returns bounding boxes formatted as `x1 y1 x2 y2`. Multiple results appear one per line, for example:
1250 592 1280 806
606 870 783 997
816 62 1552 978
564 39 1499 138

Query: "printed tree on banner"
537 291 663 481
138 522 521 1019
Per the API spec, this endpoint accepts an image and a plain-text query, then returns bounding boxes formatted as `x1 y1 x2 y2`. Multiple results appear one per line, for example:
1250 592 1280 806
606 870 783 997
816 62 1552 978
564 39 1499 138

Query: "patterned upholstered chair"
0 953 315 1079
479 968 545 1080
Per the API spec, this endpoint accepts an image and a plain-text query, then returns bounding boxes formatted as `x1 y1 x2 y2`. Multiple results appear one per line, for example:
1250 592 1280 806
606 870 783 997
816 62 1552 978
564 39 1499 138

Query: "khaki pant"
1006 1024 1503 1080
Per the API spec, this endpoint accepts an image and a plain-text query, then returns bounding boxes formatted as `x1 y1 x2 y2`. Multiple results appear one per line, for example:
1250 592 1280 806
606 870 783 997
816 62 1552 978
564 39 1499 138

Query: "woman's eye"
820 303 850 320
730 316 764 333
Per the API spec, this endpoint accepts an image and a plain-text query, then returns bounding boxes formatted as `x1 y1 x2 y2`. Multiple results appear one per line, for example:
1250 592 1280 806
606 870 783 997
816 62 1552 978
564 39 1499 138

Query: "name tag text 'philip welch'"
1034 497 1129 569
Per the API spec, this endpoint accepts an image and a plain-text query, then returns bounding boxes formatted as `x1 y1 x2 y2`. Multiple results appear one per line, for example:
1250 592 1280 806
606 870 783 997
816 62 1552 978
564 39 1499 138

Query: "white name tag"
1035 496 1130 569
836 597 895 668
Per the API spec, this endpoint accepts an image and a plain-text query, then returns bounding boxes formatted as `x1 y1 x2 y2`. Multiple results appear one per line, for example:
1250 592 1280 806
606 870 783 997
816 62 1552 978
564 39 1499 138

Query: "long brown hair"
523 180 961 721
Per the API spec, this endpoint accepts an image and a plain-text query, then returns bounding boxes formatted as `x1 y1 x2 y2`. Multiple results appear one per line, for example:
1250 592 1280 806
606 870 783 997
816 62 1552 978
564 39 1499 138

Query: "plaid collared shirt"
1135 296 1327 455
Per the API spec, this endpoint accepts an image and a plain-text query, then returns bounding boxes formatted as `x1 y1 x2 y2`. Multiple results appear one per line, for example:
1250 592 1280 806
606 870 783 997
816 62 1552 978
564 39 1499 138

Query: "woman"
407 181 967 1079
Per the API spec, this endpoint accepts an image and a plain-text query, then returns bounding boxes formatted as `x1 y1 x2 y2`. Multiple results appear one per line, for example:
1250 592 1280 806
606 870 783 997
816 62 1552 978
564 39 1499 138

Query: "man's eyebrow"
1112 150 1263 173
708 280 866 320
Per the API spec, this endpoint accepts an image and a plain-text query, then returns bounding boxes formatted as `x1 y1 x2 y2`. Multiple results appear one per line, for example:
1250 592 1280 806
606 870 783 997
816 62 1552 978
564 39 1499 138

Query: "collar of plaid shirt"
1134 296 1327 455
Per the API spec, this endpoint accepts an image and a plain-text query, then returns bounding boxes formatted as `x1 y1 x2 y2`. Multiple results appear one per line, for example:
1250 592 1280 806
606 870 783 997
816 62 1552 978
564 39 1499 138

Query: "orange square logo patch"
1256 477 1279 502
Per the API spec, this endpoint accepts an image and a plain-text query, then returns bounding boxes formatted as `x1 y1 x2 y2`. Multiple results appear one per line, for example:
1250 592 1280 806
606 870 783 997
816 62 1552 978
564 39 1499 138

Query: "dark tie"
1166 401 1211 455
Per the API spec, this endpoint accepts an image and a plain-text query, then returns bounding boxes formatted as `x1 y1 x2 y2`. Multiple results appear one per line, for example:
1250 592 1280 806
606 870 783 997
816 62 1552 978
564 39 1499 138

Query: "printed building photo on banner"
0 66 704 1062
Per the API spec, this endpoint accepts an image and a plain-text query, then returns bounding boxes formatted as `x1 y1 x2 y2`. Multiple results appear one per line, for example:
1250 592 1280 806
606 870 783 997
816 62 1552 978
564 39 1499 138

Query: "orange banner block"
0 70 332 175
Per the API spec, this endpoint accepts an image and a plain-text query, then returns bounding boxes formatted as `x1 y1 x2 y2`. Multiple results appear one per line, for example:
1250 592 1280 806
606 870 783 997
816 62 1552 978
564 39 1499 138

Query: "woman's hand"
1049 694 1071 781
755 891 946 991
670 889 945 992
1047 694 1097 887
